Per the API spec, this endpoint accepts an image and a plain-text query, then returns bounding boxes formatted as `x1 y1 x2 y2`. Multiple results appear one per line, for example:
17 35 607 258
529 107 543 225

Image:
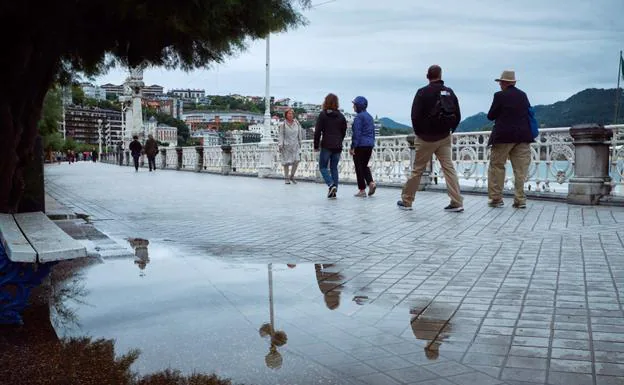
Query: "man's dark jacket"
411 80 461 142
129 140 142 157
487 85 532 145
314 109 347 152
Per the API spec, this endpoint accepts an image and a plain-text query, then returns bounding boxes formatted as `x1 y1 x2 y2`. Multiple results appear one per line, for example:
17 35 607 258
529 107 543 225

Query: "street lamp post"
97 118 103 158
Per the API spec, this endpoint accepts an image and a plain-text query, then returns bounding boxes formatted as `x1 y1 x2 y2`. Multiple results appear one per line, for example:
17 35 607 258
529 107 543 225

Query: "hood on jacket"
352 96 368 113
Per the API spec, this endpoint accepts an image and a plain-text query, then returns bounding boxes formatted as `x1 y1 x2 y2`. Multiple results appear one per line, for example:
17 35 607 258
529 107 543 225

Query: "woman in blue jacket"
349 96 377 197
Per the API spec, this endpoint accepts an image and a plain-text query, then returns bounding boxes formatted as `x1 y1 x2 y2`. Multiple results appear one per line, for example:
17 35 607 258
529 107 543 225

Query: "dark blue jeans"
319 148 341 188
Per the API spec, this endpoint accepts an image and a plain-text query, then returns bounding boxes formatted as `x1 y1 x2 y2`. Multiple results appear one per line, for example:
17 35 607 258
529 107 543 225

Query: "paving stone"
547 371 593 385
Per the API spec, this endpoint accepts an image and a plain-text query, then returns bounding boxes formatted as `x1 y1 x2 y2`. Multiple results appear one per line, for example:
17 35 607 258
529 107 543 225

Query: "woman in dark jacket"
349 96 377 197
314 93 347 199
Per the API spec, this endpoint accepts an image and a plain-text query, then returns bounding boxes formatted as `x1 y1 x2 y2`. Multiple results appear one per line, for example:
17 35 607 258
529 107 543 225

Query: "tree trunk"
0 42 59 213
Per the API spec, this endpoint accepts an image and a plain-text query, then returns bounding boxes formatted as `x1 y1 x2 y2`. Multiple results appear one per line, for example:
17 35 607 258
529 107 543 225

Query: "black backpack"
429 87 458 132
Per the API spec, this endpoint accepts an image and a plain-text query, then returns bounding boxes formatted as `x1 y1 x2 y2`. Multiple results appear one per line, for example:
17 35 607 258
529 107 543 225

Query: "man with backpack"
397 65 464 212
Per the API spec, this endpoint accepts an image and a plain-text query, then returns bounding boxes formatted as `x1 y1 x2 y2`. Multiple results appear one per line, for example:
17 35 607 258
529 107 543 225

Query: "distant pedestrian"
397 65 464 212
349 96 377 197
144 134 159 172
278 108 304 184
129 135 143 172
92 150 98 162
314 93 347 199
486 70 533 209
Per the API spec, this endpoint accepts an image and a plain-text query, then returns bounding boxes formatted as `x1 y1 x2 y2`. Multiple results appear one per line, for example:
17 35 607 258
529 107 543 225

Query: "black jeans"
132 155 140 171
147 155 156 171
353 147 374 190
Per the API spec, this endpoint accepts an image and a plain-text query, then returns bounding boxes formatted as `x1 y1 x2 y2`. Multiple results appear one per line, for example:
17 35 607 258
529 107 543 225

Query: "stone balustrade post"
221 145 232 175
406 134 431 190
195 146 204 172
160 149 167 169
567 124 613 205
175 148 183 170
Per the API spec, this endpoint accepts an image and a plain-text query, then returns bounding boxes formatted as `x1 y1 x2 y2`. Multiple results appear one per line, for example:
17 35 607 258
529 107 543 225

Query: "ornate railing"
100 125 624 196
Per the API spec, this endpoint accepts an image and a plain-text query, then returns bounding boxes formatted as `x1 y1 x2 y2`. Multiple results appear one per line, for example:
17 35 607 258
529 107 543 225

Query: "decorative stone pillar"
195 146 204 172
406 134 431 190
257 142 274 178
160 149 167 169
175 148 183 170
567 124 613 205
221 145 232 175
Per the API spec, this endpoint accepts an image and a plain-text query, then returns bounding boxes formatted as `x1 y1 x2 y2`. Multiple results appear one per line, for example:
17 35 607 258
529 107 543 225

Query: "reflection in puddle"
314 264 345 310
410 303 455 360
4 245 469 384
128 238 150 277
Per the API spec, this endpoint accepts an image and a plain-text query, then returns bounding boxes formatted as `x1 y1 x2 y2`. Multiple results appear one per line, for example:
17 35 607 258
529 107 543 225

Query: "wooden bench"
0 212 86 263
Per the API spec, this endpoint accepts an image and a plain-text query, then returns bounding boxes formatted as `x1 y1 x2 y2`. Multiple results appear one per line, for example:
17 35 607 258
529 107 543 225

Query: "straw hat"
495 70 517 83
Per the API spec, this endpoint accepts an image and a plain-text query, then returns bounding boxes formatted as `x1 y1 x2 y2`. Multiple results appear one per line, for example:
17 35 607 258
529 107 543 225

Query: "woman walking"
313 93 347 199
278 108 304 184
349 96 377 197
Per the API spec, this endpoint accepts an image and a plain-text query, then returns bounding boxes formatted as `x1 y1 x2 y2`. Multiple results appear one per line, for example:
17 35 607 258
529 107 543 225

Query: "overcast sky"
96 0 624 124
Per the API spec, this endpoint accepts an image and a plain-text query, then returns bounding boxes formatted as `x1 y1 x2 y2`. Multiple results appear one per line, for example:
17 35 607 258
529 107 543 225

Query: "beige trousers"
488 143 531 204
401 136 463 207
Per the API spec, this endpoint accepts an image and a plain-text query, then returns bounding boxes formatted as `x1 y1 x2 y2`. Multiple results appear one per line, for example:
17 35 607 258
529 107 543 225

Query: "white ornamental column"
257 35 275 178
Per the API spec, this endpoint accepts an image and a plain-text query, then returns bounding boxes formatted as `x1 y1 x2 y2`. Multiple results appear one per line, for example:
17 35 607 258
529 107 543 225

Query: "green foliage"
84 97 120 111
71 84 85 105
38 88 63 136
189 95 265 113
43 132 64 152
63 137 77 151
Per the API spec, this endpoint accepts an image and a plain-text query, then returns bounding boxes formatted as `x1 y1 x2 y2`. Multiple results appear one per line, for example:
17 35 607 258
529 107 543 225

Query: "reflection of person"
314 264 344 310
128 238 150 276
409 307 451 361
278 108 304 184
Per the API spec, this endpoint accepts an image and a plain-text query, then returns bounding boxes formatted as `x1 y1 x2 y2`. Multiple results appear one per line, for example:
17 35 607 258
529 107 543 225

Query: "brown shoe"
368 182 377 196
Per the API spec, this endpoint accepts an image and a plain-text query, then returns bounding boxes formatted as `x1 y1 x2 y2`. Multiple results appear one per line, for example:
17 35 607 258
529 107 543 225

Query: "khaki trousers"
488 143 531 204
401 136 463 207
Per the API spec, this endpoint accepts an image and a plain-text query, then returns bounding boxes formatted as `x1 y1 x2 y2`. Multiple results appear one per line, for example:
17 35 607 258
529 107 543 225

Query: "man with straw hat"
486 70 534 209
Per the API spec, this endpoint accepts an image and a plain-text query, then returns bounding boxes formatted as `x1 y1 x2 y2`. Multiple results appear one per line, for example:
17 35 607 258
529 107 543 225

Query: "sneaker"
397 200 413 210
290 177 297 184
488 199 504 208
368 182 377 196
444 204 464 212
512 202 527 209
285 179 291 184
354 191 367 198
328 185 337 199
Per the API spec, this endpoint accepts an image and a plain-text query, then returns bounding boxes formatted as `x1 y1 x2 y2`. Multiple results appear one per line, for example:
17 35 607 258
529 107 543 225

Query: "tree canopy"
0 0 310 213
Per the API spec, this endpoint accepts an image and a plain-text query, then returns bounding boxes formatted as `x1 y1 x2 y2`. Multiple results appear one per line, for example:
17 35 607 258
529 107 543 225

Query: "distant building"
143 84 164 97
81 83 107 101
101 83 124 97
156 124 178 147
301 103 321 113
142 97 183 119
225 130 261 145
169 88 205 99
275 98 291 106
192 131 220 147
182 110 264 131
64 105 122 149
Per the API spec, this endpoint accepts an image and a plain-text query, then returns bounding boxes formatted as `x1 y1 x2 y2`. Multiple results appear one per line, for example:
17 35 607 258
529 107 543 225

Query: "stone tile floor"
40 162 624 385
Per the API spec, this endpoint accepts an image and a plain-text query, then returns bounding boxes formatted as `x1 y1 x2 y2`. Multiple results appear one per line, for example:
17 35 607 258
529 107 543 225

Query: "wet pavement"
16 162 624 384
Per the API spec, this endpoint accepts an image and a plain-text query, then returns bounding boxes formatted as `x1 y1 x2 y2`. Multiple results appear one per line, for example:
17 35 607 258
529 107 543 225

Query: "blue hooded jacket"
351 96 375 148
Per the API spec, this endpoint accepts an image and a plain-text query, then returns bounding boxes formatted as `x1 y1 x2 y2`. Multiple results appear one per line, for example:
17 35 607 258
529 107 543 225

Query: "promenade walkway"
43 162 624 385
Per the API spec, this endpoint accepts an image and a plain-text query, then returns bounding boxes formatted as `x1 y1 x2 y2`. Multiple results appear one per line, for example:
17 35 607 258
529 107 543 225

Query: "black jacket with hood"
314 109 347 152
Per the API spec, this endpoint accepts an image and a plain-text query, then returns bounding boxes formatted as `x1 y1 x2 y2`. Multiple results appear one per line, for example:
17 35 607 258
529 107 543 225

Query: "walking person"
144 134 159 172
486 70 533 208
314 93 347 199
278 108 304 184
397 65 464 212
349 96 377 197
129 135 143 172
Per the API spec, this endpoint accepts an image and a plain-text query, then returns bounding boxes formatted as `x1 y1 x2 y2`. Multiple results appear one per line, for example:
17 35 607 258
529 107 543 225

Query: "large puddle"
2 240 462 385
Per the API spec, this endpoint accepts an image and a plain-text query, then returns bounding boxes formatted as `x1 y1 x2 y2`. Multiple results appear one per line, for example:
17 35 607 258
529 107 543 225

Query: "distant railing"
101 124 624 196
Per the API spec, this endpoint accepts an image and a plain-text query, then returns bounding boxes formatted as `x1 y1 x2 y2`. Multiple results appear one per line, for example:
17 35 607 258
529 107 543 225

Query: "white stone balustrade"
100 125 624 197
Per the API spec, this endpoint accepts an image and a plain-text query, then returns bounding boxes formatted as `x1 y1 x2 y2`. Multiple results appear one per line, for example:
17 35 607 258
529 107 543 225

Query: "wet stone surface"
18 163 624 384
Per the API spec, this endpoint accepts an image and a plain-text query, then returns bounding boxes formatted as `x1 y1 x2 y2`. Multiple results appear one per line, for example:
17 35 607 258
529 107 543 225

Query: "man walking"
397 65 464 212
129 135 143 172
486 70 533 208
144 134 159 172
